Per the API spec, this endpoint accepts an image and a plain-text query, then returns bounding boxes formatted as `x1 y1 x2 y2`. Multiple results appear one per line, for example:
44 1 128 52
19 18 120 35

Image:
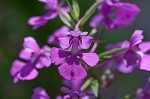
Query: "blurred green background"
0 0 150 99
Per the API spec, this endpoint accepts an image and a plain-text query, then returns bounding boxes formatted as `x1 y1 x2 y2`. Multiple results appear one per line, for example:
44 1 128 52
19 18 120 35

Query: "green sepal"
99 48 127 58
91 80 99 97
80 0 103 26
57 8 75 28
80 77 93 91
71 0 80 21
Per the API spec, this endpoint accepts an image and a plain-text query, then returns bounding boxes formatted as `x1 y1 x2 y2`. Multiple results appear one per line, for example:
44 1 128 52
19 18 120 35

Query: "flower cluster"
10 0 150 99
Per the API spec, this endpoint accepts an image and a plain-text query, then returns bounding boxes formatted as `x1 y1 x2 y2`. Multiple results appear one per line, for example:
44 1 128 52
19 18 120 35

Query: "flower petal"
104 3 140 30
23 37 40 52
58 63 87 80
124 50 141 67
18 63 38 80
139 42 150 53
80 53 99 67
10 60 25 77
117 59 134 73
50 47 71 65
80 36 93 49
28 16 48 30
19 48 33 60
90 13 103 27
36 56 51 69
62 6 70 13
140 55 150 71
32 87 50 99
47 26 69 45
58 37 70 49
130 30 143 47
45 10 58 20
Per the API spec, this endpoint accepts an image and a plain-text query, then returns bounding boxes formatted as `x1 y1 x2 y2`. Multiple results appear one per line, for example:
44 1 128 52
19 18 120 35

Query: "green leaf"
57 8 75 28
123 93 136 99
72 0 80 21
89 28 97 36
80 77 93 91
99 48 127 58
80 0 103 26
67 0 80 22
66 0 72 8
91 80 99 97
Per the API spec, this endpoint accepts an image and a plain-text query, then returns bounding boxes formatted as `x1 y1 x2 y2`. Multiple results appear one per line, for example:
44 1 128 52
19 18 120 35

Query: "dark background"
0 0 150 99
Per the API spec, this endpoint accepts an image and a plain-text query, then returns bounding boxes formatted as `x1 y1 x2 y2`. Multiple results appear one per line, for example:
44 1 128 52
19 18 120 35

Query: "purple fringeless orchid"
47 26 70 46
90 0 140 30
104 30 150 73
28 0 70 30
50 30 99 80
10 37 51 83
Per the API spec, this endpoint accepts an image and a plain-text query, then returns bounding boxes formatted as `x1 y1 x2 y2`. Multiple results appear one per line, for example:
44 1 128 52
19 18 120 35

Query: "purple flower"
90 0 140 30
47 26 70 46
63 79 83 91
50 31 99 80
62 79 96 99
139 42 150 71
32 87 50 99
104 30 144 73
28 0 70 30
136 78 150 99
10 37 51 83
60 87 88 99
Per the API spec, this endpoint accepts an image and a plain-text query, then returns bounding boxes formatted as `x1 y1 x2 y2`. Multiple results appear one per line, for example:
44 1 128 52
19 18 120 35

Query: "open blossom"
10 37 51 83
63 79 83 91
90 0 140 30
62 79 96 99
104 30 146 73
32 87 50 99
136 78 150 99
60 87 88 99
50 31 99 80
28 0 70 30
47 26 70 46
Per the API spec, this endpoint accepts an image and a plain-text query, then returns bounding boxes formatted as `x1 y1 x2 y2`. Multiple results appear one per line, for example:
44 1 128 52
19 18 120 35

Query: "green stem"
80 0 103 26
99 48 127 58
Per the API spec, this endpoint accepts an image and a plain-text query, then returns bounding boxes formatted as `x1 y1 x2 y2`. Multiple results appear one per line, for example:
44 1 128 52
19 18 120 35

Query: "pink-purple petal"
140 55 150 71
23 37 40 52
19 48 33 60
36 56 51 69
18 67 38 81
117 59 134 73
50 47 71 65
28 16 48 30
58 63 87 80
10 60 25 77
58 37 70 49
139 42 150 53
80 53 99 67
62 6 70 13
80 36 93 49
45 10 58 20
32 87 50 99
47 26 70 45
10 60 25 83
130 30 143 47
90 13 104 27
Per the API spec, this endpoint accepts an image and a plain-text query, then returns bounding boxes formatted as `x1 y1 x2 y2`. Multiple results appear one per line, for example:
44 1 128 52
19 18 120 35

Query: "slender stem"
75 17 84 31
99 48 127 58
59 0 65 7
74 0 103 30
90 22 103 52
90 43 98 52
